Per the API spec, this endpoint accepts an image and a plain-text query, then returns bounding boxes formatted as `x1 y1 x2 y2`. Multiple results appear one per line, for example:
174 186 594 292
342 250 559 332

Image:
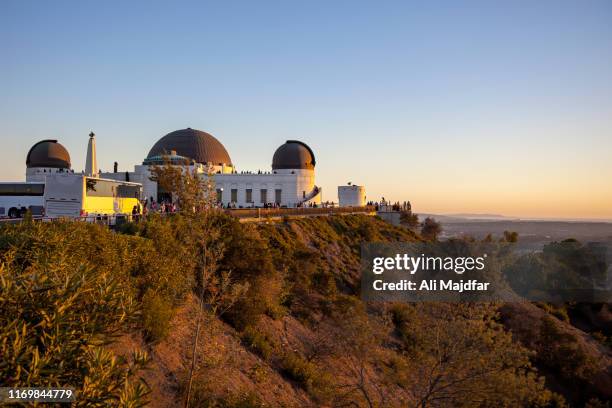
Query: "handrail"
0 206 378 224
223 205 376 219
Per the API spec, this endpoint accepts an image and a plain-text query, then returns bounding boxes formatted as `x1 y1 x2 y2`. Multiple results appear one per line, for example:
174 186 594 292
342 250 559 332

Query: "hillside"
1 214 610 407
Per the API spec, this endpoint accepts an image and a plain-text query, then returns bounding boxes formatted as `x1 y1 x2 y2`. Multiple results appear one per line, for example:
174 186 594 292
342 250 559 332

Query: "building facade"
25 139 74 182
338 185 366 207
101 128 322 208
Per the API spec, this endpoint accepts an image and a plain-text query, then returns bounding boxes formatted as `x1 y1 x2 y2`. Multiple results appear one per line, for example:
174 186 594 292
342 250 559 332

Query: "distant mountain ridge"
418 213 612 223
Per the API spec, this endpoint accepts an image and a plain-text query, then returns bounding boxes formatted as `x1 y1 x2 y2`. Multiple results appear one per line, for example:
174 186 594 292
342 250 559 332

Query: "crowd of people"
130 196 346 219
130 196 412 221
366 198 412 212
133 196 410 218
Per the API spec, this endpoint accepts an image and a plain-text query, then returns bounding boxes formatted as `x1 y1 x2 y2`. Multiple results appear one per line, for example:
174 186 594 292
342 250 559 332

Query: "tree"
149 158 248 407
149 158 217 213
184 227 248 407
502 230 518 243
421 217 442 241
314 297 390 408
388 303 555 408
400 210 419 230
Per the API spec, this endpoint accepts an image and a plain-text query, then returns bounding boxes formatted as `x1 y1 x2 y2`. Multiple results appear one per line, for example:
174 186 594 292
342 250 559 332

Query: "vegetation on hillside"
0 171 609 407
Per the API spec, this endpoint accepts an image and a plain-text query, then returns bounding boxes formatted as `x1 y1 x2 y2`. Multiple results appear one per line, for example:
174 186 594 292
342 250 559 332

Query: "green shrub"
280 351 318 389
538 316 598 381
241 326 275 361
0 221 150 405
279 351 333 401
142 291 174 342
389 303 414 327
116 220 141 235
188 390 266 408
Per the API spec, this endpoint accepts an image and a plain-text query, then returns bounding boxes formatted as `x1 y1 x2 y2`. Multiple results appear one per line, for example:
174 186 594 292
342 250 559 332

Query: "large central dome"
146 128 232 166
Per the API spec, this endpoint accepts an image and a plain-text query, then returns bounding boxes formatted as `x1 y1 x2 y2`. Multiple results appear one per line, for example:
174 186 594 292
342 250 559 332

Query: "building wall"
26 167 73 183
338 185 366 207
377 211 401 226
216 169 317 207
101 166 320 207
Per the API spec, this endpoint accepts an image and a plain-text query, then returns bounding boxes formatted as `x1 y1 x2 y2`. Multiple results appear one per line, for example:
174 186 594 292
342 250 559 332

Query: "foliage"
399 210 419 229
504 239 608 304
280 351 321 391
388 303 557 408
0 221 150 406
421 216 442 240
187 386 266 408
2 209 604 407
318 296 390 407
503 230 519 243
216 218 282 330
538 316 599 381
149 159 217 212
241 326 275 361
141 290 174 342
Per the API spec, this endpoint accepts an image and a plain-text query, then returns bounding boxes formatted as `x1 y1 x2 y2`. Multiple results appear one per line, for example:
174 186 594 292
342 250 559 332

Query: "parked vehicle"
44 174 142 223
0 182 45 218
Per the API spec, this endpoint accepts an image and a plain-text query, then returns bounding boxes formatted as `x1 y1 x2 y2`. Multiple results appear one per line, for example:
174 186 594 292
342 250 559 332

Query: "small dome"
272 140 316 170
146 128 232 166
26 140 71 169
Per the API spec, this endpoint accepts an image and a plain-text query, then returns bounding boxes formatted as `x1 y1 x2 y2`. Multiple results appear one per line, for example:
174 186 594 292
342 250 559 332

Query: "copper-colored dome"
147 128 232 165
26 140 71 169
272 140 316 170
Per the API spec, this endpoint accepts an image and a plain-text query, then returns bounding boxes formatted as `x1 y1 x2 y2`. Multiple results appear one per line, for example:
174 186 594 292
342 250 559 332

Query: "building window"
231 189 238 203
216 189 223 203
260 189 267 204
275 189 282 204
246 189 253 203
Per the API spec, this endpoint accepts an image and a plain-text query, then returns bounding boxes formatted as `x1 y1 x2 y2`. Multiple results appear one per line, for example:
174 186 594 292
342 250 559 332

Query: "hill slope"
1 214 610 407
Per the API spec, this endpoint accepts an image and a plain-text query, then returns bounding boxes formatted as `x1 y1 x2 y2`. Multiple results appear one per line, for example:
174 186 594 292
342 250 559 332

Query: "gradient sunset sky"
1 1 611 220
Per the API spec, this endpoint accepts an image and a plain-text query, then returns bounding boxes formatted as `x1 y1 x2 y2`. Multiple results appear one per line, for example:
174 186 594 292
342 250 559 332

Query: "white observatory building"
25 140 73 182
338 184 366 207
101 128 321 208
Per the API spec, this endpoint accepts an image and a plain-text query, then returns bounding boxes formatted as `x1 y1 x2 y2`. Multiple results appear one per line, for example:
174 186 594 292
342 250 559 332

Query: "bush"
389 303 414 327
0 221 150 405
185 372 267 408
538 316 598 381
116 220 141 235
280 351 318 390
188 391 266 408
241 326 275 361
537 302 570 323
142 291 174 342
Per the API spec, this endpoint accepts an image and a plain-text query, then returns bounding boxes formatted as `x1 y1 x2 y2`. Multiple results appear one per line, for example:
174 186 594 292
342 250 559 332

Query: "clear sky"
1 1 611 220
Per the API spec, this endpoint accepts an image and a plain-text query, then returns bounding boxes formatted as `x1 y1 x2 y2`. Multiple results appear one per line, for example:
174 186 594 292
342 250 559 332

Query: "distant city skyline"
1 1 611 220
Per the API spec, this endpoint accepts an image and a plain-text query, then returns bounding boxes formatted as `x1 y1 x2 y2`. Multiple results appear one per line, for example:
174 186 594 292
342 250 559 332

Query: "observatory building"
101 128 321 207
338 184 366 207
25 140 73 182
